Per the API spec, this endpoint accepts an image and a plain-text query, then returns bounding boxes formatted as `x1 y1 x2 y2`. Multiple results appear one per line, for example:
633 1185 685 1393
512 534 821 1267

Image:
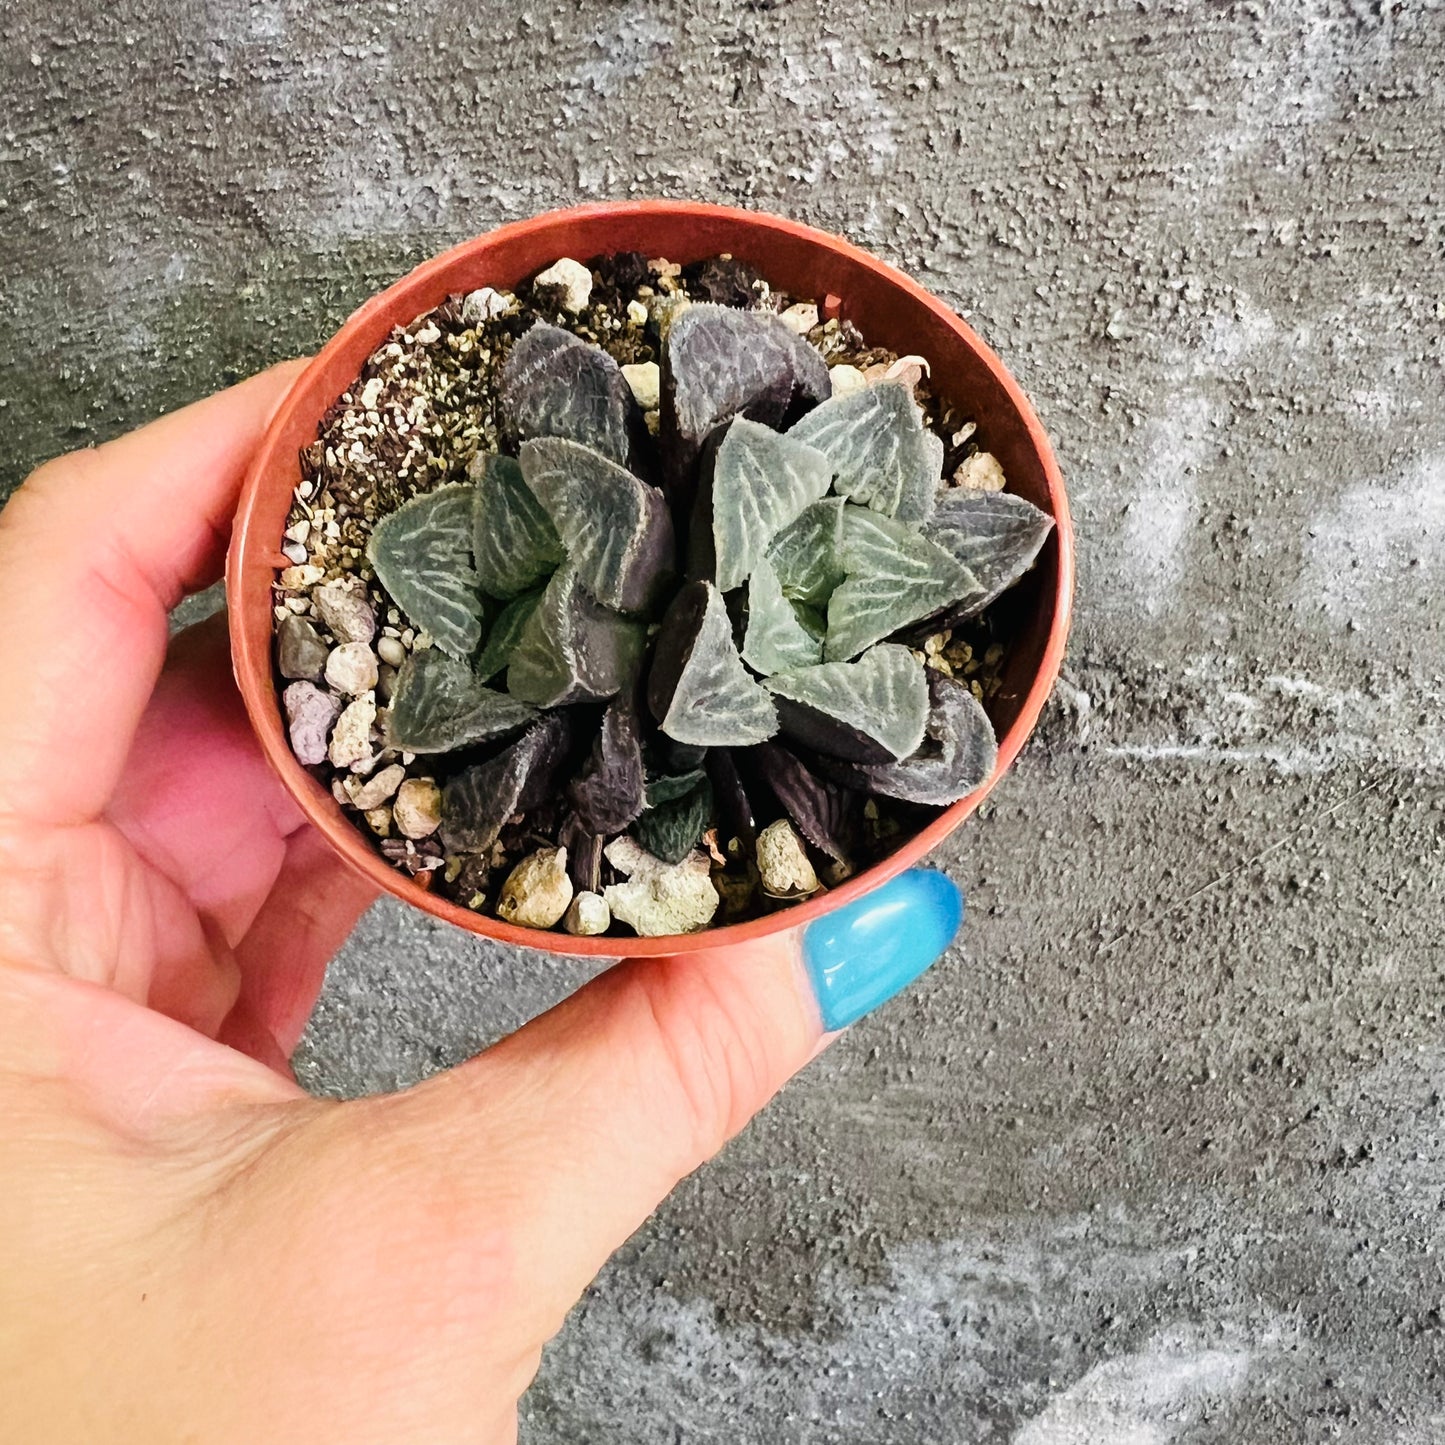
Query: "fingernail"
802 869 963 1031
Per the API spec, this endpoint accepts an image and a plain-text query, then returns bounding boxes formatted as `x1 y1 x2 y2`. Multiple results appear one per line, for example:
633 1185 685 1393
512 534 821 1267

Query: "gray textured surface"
5 2 1445 1439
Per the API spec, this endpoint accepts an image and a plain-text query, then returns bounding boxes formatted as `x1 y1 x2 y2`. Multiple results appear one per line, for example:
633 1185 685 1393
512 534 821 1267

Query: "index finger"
0 361 307 827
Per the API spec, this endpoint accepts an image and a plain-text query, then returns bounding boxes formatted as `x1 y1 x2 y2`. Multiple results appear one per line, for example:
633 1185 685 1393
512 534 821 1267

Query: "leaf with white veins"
929 488 1055 619
742 555 824 673
788 379 942 523
470 452 564 599
366 484 483 658
474 587 544 682
767 644 929 764
507 564 647 707
767 496 847 607
648 581 778 747
519 437 675 613
825 506 974 661
386 649 537 753
500 322 635 466
710 418 831 591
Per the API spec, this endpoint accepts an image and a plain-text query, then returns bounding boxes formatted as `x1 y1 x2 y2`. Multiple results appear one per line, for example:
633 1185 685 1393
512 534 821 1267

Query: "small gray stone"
328 693 377 771
283 682 339 766
461 286 516 324
393 777 442 839
277 615 329 681
376 635 407 669
325 641 379 696
313 576 376 644
497 847 574 929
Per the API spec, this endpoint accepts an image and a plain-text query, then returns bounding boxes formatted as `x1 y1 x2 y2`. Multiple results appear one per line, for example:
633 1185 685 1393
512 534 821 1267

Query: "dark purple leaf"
500 322 636 467
822 672 998 806
568 701 646 834
750 742 857 863
705 746 756 851
440 713 573 853
559 812 604 895
680 256 765 307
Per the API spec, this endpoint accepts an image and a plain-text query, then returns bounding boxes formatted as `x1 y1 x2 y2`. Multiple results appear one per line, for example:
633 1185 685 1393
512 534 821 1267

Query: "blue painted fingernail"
802 869 963 1031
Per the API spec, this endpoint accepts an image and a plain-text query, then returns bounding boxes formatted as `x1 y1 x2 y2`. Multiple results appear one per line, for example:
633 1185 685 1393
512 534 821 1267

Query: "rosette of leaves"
361 294 1053 920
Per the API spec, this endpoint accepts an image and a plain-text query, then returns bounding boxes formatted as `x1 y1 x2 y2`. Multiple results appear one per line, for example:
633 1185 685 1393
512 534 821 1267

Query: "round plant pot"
228 201 1073 957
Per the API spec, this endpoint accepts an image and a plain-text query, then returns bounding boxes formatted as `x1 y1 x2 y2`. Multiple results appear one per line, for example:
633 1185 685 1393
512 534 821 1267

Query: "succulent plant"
359 298 1053 928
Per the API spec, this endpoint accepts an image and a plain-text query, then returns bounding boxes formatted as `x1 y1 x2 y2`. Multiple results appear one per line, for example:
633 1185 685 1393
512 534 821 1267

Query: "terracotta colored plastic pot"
228 201 1073 958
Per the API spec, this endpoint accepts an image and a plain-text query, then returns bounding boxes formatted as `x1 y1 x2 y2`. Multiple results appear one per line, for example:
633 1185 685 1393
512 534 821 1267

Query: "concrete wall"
4 2 1443 1438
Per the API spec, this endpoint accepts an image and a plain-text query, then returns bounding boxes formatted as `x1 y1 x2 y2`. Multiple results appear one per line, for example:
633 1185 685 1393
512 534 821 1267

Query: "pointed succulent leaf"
742 555 824 674
470 453 564 599
788 379 942 523
567 700 646 834
385 649 537 753
929 489 1055 620
519 437 675 613
662 303 830 470
709 419 832 592
751 742 857 862
766 497 847 607
635 776 714 866
474 587 544 682
500 322 635 466
366 483 482 658
766 644 929 764
825 506 975 661
648 581 778 748
645 768 709 808
507 564 646 707
824 672 998 806
440 713 574 854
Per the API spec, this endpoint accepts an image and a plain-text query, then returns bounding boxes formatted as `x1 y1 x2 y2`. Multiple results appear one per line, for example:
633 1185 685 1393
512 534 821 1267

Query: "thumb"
372 868 962 1342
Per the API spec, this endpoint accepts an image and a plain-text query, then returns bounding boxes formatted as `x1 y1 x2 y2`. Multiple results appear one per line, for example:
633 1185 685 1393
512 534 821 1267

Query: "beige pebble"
828 364 868 397
313 576 376 644
954 451 1007 492
564 891 612 937
756 819 820 899
325 641 379 695
621 360 661 410
376 635 407 668
778 302 819 334
328 694 377 771
364 806 392 838
393 778 442 839
533 257 593 313
344 762 405 812
497 848 574 929
279 563 324 589
626 298 649 326
602 837 719 937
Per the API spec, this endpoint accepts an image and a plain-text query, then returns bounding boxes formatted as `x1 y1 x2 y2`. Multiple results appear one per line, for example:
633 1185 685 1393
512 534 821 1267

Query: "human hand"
0 365 962 1444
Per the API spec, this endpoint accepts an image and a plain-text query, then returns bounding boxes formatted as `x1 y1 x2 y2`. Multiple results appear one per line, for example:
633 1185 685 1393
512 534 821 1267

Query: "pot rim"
226 199 1074 958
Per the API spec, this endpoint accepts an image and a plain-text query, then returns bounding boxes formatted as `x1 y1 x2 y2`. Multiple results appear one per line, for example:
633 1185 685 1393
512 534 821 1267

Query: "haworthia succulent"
568 700 646 835
824 672 998 806
385 649 537 753
662 303 830 470
470 452 564 600
634 774 714 865
766 644 930 764
825 505 975 661
500 322 636 467
766 496 847 608
788 379 943 523
506 564 647 707
742 555 825 674
366 483 483 658
648 581 778 748
440 713 574 854
929 488 1055 620
709 418 832 592
519 437 675 614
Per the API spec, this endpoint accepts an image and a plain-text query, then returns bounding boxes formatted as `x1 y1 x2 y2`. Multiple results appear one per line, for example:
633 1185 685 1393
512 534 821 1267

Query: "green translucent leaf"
788 379 943 523
825 506 974 661
385 649 537 753
929 489 1055 619
767 644 929 763
634 776 714 865
645 768 709 807
742 555 824 674
662 303 830 470
648 581 778 748
474 588 544 683
825 672 998 805
519 437 676 614
500 322 635 467
767 497 847 607
366 484 483 658
506 564 647 707
470 453 564 600
709 419 832 592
